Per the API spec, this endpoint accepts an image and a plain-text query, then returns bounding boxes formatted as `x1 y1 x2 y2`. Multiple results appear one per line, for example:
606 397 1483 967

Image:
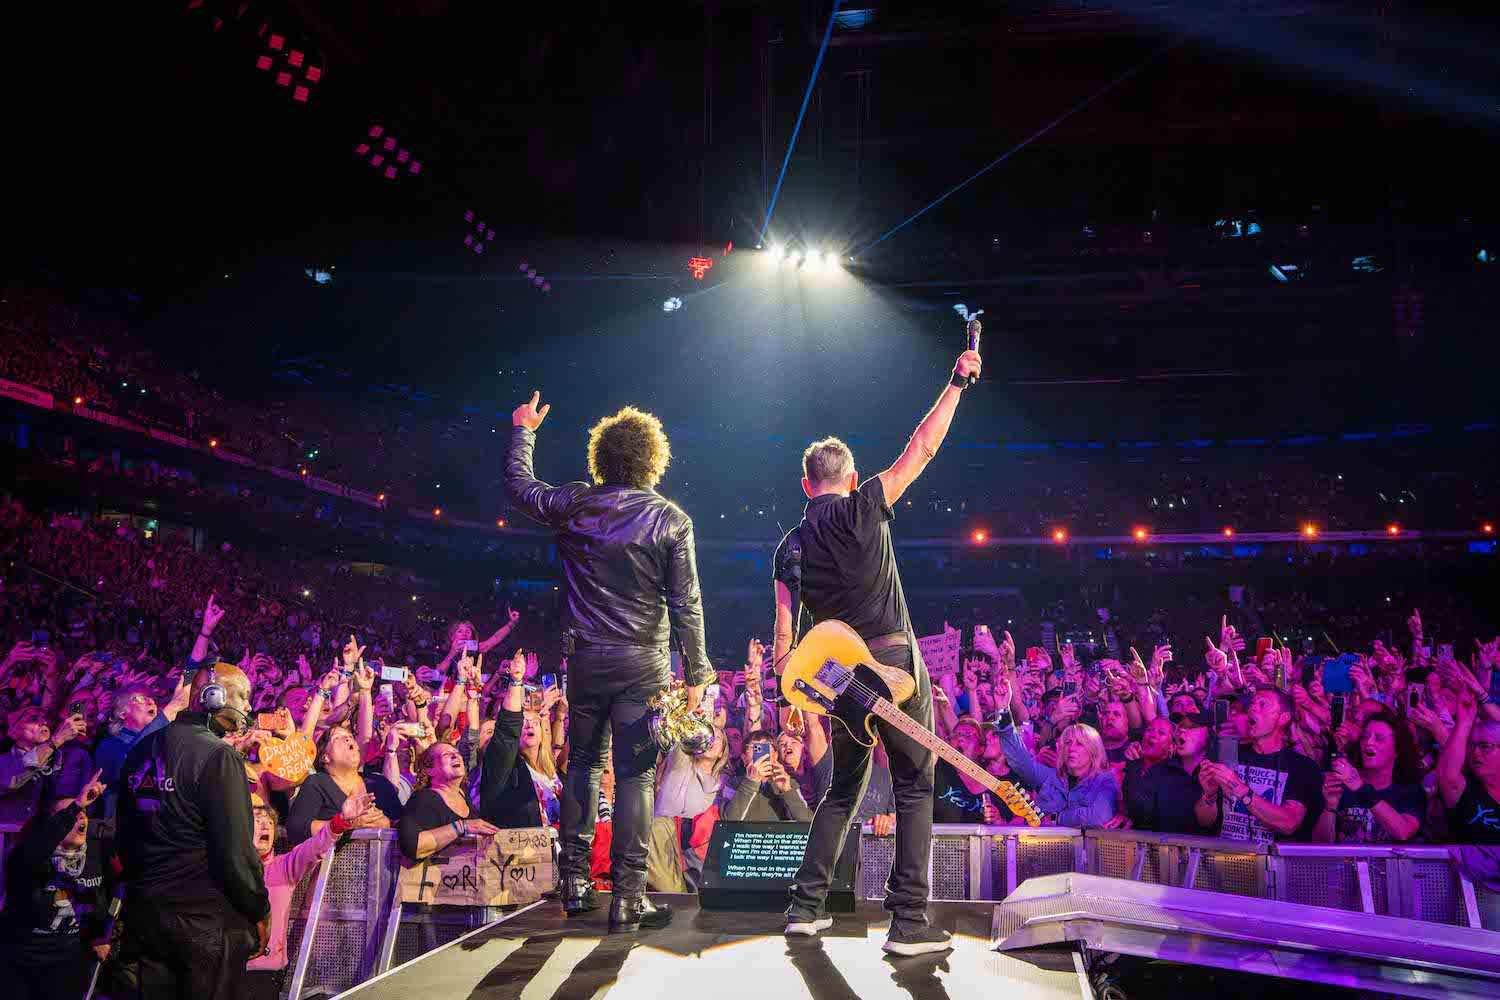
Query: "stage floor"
339 894 1088 1000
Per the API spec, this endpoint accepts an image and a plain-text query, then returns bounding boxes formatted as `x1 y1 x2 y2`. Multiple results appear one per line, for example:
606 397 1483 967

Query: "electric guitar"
781 620 1041 826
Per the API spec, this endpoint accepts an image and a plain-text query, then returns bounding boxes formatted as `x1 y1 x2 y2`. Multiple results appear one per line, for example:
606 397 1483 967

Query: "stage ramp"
993 873 1500 1000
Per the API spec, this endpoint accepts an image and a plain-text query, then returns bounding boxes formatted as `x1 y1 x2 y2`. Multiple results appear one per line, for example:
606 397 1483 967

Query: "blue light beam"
851 47 1169 260
757 1 842 247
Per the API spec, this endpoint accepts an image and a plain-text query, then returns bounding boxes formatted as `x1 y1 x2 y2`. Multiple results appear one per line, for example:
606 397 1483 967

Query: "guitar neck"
867 697 1002 795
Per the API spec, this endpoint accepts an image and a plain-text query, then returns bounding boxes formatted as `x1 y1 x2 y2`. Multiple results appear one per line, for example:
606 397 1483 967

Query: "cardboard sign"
917 623 962 676
258 733 315 782
399 828 552 907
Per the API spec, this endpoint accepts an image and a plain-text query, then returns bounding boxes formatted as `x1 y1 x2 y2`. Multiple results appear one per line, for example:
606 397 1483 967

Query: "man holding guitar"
771 339 982 956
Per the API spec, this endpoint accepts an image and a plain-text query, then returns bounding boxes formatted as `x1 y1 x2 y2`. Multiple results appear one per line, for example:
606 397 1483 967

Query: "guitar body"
781 620 1043 826
781 620 917 747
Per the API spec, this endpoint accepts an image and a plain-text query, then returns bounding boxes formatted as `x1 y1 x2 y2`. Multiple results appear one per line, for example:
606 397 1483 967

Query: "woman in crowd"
653 724 730 887
244 790 383 1000
284 724 400 845
521 699 563 826
475 651 551 829
1315 709 1425 844
993 673 1119 826
0 771 108 1000
1435 693 1500 844
397 742 501 862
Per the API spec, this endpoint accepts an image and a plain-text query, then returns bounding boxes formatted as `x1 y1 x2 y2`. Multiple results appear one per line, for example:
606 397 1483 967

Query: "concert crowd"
1 482 1499 996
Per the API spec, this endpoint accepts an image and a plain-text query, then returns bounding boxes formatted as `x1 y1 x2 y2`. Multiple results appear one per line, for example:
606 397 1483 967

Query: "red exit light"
689 256 715 279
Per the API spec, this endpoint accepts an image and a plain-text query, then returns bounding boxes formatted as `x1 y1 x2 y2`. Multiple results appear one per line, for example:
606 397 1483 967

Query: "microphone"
965 318 982 387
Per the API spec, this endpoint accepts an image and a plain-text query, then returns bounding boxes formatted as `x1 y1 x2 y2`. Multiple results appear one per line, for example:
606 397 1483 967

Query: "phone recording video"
752 741 773 765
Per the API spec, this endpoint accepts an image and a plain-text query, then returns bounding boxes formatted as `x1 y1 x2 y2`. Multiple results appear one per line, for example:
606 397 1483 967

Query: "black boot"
563 876 600 917
609 894 673 933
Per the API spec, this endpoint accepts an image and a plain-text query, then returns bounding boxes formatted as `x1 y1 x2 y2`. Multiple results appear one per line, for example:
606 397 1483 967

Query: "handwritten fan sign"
917 623 962 676
399 828 552 907
258 733 315 782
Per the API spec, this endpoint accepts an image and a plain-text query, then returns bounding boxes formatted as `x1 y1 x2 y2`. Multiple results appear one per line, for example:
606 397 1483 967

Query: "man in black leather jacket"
116 662 269 999
506 392 711 933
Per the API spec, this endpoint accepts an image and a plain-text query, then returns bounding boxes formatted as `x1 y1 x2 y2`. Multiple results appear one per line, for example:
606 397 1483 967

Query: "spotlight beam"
851 45 1172 260
756 0 842 247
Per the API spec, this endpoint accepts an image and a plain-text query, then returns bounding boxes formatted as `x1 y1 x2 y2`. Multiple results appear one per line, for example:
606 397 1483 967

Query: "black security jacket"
504 426 711 686
116 712 270 924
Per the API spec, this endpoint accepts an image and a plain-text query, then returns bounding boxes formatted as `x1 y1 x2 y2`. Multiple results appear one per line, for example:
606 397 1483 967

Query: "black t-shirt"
1446 780 1500 844
1333 782 1425 844
774 477 910 640
1219 746 1325 844
932 760 1015 825
1124 757 1212 835
285 770 403 846
397 788 472 862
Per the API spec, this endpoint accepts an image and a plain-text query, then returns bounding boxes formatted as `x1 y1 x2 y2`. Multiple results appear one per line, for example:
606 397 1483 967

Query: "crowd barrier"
2 820 1490 998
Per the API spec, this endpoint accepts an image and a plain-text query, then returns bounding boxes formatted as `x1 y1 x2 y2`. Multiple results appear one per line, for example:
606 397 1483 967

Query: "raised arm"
478 609 521 655
505 392 580 527
1436 691 1477 809
876 349 981 505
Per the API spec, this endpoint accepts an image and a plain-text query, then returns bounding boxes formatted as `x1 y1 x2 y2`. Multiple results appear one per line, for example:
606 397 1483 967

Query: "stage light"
209 438 218 448
768 243 782 260
433 508 441 517
1302 524 1318 538
1053 529 1066 542
302 589 310 597
1223 527 1233 537
1134 528 1148 541
1387 524 1400 534
496 519 506 528
1484 523 1495 534
377 493 386 502
73 396 82 405
971 530 987 543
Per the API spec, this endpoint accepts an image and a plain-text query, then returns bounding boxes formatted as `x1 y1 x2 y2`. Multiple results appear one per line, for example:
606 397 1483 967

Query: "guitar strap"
778 523 807 647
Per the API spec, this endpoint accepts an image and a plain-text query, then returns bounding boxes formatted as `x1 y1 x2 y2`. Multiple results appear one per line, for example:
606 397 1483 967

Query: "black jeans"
126 900 258 1000
787 643 935 930
557 644 670 898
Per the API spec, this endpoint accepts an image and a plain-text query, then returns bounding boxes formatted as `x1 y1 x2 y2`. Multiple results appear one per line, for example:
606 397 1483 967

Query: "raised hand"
1127 648 1150 683
1408 609 1423 638
339 791 377 823
507 607 521 625
508 650 526 684
318 668 342 693
540 685 563 715
342 634 365 672
1321 772 1345 810
768 761 793 793
353 661 375 693
2 641 37 670
953 349 982 383
999 630 1018 670
52 713 88 746
747 638 766 668
78 768 107 808
298 655 313 683
512 390 551 431
202 593 226 635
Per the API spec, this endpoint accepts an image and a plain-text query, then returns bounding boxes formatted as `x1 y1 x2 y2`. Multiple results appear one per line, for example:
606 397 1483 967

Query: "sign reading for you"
400 828 552 907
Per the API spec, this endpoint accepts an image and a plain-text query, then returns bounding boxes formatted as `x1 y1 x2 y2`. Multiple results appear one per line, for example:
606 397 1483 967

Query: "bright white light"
768 243 782 259
663 297 683 313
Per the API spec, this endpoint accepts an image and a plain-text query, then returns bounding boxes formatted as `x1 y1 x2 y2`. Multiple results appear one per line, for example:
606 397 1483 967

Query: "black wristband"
1347 784 1380 809
949 370 969 389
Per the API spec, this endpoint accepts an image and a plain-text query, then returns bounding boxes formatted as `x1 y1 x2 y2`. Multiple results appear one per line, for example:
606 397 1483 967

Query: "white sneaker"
784 916 834 936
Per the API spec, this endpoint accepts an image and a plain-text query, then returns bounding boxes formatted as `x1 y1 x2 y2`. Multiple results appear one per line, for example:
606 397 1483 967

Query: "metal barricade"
857 824 1082 902
1271 843 1473 924
1084 829 1272 899
281 829 554 1000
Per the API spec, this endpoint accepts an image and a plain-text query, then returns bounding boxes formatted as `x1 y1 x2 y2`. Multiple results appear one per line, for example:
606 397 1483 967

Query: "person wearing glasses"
1436 692 1500 844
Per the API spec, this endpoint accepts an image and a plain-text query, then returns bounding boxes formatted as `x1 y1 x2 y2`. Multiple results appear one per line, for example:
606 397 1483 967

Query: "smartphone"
1213 698 1231 730
976 624 989 635
380 664 409 683
1329 694 1346 731
1408 688 1422 710
1438 643 1454 662
31 630 49 647
752 742 773 765
462 639 479 654
540 673 556 693
256 711 285 731
377 683 395 714
1255 637 1273 660
67 699 89 719
1063 680 1079 697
